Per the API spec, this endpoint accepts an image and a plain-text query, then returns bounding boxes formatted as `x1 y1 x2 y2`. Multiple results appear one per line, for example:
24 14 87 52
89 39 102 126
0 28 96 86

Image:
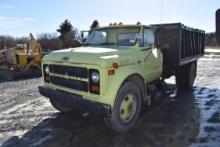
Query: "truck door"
140 28 163 82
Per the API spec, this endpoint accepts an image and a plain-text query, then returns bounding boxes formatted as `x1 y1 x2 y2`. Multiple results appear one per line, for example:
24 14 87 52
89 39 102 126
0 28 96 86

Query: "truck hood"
42 47 136 68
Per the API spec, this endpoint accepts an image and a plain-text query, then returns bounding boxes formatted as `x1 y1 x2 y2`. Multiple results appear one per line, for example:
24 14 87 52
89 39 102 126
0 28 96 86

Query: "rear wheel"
50 99 73 113
176 61 197 90
104 82 142 133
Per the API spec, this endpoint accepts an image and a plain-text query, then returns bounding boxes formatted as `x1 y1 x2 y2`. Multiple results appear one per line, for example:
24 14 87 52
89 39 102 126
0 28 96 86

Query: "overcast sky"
0 0 219 37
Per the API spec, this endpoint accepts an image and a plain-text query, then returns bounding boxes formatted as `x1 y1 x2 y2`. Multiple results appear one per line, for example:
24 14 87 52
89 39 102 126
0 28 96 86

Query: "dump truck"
0 33 42 80
39 23 205 133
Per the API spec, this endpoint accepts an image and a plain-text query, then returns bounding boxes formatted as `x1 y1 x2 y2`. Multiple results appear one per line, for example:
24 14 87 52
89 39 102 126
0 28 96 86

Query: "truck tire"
50 99 73 113
104 82 142 133
176 61 197 90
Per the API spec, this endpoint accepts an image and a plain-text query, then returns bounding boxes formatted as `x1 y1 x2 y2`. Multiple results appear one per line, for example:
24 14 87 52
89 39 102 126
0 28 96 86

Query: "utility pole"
216 9 220 46
0 39 2 50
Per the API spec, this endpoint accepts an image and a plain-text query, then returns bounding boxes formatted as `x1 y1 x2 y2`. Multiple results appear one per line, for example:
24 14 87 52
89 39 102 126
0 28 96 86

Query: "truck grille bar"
49 65 88 78
50 76 88 92
44 64 89 92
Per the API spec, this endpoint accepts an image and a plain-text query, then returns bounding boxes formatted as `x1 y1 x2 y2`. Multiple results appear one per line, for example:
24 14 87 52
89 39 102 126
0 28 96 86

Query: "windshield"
85 27 140 46
86 31 107 45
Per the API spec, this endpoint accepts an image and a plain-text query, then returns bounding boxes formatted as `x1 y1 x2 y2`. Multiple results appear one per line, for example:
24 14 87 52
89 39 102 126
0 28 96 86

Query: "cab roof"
95 24 151 30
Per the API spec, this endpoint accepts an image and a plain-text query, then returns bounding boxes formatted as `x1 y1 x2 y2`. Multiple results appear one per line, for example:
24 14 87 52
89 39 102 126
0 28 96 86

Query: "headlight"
45 66 50 74
91 72 100 84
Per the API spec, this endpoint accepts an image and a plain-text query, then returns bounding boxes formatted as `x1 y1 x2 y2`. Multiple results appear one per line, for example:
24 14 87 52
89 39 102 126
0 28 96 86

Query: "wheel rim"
119 94 137 123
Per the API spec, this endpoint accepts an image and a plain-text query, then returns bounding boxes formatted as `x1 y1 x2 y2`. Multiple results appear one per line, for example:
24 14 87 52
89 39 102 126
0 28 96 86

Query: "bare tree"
0 36 16 49
37 33 63 51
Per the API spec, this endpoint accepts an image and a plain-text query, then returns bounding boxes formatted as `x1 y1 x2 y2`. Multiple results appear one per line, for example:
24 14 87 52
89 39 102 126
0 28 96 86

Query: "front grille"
49 65 88 78
50 76 88 92
43 64 99 94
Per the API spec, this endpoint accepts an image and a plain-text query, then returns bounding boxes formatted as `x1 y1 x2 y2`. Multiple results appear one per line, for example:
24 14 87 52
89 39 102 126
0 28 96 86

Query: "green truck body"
39 23 205 132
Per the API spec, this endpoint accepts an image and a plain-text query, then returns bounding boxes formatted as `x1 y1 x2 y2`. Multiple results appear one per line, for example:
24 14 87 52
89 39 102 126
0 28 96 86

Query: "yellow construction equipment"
0 33 42 80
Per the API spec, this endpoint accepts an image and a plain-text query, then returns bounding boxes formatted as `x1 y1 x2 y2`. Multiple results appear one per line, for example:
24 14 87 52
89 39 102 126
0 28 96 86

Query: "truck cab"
39 23 204 133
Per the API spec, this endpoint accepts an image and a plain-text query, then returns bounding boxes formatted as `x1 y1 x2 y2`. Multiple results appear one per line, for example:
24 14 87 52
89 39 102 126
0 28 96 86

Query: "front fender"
101 64 144 107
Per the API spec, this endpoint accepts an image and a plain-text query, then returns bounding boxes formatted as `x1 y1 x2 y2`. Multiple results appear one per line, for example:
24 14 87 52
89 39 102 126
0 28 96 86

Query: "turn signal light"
112 62 118 69
91 85 100 93
108 69 115 75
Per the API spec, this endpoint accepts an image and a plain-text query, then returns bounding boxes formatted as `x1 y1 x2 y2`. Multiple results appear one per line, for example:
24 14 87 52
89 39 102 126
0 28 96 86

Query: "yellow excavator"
0 33 42 80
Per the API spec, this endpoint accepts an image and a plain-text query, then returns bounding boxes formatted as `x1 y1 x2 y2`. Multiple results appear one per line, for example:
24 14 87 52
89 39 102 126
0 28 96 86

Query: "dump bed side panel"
180 27 205 65
151 23 205 78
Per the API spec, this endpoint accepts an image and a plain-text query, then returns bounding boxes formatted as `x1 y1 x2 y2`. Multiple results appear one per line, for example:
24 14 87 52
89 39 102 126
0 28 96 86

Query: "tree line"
205 32 218 47
0 19 81 52
0 20 218 51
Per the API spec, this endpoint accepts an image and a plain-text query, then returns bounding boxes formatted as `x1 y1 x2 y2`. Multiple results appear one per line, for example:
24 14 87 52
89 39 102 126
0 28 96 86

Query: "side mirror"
81 32 84 39
135 35 142 46
80 30 89 44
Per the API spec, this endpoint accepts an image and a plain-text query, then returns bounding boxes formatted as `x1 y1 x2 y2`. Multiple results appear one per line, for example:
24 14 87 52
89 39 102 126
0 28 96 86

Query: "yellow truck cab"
39 23 205 133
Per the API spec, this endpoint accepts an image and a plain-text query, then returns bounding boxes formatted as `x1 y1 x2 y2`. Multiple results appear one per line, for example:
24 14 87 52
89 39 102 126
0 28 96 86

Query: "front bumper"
38 86 111 116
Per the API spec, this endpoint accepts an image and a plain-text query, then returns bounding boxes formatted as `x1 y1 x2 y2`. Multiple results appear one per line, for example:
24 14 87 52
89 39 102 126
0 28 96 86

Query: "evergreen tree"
57 19 80 48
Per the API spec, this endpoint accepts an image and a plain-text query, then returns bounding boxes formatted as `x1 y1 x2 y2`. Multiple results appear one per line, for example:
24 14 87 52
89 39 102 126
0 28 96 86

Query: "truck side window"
144 29 155 47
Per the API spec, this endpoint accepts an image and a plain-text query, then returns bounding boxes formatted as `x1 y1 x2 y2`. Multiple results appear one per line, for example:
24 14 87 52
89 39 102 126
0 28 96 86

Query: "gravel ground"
0 57 220 147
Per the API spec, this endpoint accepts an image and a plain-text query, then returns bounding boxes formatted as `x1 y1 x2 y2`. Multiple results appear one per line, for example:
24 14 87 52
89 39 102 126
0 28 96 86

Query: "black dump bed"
151 23 205 77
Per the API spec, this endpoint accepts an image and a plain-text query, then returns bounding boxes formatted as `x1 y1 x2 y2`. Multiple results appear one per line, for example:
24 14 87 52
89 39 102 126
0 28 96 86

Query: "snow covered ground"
0 57 220 147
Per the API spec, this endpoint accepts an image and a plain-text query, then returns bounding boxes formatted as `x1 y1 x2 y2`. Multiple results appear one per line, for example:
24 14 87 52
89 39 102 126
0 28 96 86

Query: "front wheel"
104 82 142 133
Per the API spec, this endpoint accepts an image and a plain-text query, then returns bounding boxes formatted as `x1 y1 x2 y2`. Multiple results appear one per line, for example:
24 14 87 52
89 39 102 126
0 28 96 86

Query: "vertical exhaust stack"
216 9 220 46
